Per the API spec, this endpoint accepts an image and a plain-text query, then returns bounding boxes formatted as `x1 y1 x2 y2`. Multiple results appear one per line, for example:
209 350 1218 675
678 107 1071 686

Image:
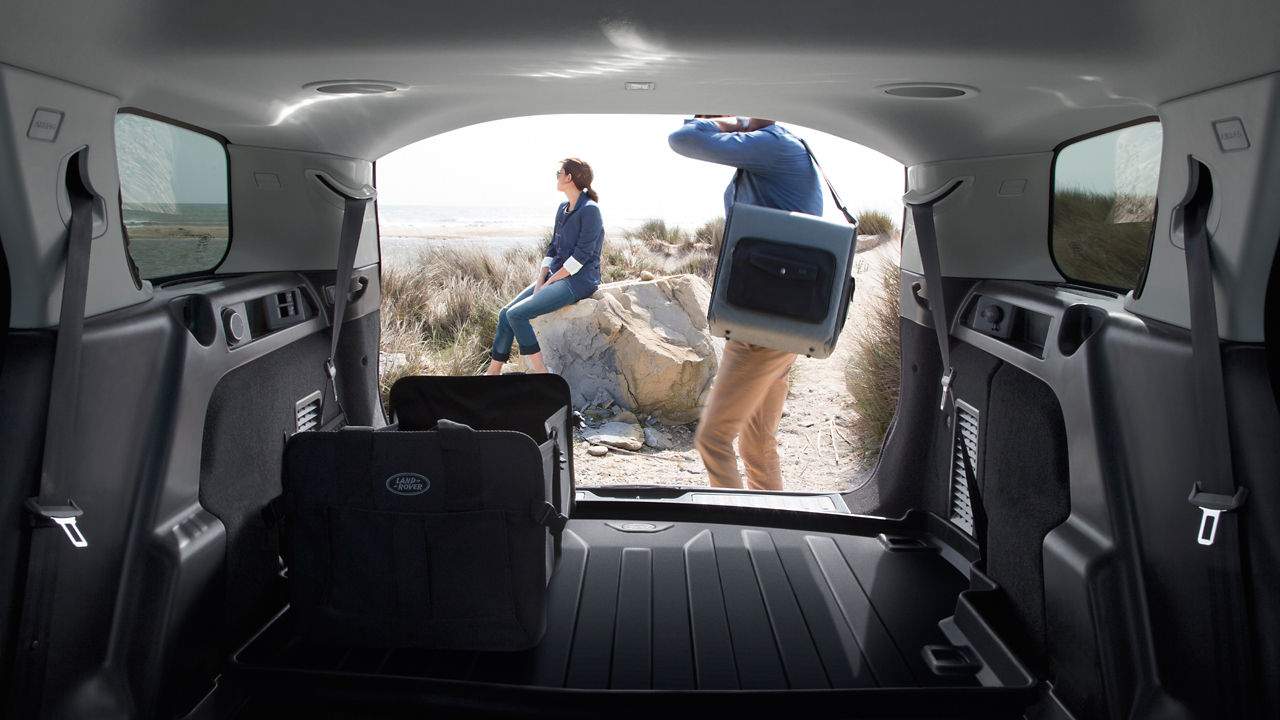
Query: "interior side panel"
0 333 53 697
2 265 381 719
1083 321 1276 718
887 275 1278 719
982 364 1070 675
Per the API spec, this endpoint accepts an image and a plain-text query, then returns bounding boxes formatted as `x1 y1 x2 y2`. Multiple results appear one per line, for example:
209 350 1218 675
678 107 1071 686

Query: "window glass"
1051 121 1161 290
115 114 229 279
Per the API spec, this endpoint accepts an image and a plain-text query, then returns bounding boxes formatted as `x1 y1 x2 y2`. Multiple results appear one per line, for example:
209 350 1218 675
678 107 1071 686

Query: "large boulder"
530 274 719 423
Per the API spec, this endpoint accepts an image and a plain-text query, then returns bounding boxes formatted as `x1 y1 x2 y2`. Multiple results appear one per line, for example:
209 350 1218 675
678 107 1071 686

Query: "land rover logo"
386 472 430 496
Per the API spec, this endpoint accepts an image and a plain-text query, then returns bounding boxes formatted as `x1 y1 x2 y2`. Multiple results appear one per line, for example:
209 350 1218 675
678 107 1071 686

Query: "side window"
115 113 229 280
1051 121 1162 291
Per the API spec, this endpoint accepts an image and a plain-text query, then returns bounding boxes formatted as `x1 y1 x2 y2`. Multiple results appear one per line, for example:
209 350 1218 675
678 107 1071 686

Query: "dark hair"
561 158 598 202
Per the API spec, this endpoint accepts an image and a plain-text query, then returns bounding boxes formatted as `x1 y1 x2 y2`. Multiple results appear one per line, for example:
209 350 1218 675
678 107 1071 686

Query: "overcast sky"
375 114 907 227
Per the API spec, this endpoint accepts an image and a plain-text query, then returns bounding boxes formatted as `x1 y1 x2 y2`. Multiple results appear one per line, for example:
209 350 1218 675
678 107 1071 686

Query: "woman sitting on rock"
486 157 604 375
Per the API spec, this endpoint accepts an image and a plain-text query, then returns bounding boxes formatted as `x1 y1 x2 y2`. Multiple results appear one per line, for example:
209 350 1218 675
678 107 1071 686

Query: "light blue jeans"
490 280 577 361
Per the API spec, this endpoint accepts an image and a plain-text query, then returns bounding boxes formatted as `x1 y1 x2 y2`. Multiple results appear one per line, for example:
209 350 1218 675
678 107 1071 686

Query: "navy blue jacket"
545 197 604 299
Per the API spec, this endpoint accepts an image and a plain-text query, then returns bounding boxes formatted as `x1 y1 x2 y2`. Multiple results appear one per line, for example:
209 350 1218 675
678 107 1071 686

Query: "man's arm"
668 118 778 172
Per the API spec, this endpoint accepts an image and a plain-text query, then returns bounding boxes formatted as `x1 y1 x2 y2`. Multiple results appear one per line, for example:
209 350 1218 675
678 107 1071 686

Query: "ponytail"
561 157 598 204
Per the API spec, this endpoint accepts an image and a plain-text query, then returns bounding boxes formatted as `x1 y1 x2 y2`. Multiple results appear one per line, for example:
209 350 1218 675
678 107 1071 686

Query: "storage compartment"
230 512 1036 718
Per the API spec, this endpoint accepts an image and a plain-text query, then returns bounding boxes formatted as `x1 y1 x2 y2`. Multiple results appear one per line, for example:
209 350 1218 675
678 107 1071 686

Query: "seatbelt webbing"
319 178 373 425
1180 162 1248 538
13 151 96 717
904 180 964 416
1178 160 1255 717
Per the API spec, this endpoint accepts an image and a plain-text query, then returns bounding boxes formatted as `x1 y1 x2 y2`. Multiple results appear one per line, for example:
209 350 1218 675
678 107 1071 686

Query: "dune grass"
1052 189 1153 290
855 209 899 239
844 254 902 457
379 243 542 396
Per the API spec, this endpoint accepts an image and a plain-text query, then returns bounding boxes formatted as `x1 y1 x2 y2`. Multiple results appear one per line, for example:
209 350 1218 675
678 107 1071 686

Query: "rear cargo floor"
231 516 1034 717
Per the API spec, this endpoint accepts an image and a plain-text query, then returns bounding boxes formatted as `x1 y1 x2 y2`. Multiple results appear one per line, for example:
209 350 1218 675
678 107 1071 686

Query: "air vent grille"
950 400 979 535
295 391 323 433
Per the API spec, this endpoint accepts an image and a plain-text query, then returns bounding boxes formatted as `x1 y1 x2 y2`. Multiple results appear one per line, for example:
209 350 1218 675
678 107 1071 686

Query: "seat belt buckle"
532 501 569 534
939 368 955 413
1188 484 1248 546
24 498 88 549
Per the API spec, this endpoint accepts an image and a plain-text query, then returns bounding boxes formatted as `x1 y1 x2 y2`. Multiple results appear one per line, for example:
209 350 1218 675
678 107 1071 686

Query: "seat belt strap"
904 180 964 416
1176 159 1255 717
13 150 96 717
316 175 375 425
1179 161 1248 541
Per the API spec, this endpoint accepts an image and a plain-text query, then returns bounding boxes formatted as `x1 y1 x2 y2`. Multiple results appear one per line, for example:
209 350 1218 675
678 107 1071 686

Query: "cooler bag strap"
799 138 858 227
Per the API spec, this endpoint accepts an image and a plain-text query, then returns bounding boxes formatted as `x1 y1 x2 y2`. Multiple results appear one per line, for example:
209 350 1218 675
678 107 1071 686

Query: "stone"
582 421 645 451
640 270 656 281
531 274 721 423
378 352 407 376
587 444 609 457
644 427 673 449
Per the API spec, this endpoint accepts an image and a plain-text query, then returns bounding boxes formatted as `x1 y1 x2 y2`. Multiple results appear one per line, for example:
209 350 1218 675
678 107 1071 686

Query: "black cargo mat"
231 517 1036 718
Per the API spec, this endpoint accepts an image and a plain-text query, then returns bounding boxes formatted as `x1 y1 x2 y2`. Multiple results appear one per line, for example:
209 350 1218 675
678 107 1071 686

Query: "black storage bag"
282 420 558 651
389 374 575 519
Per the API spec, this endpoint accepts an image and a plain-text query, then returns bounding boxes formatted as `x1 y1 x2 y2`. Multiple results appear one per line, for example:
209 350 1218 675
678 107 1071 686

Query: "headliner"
3 0 1279 163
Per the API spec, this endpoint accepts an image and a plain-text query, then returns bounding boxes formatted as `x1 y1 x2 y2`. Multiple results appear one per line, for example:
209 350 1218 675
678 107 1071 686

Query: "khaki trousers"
695 340 796 491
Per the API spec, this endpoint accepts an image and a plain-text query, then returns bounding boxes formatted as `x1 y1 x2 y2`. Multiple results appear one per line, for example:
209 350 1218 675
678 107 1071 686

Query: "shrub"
379 242 541 405
855 209 899 240
844 255 902 457
1051 188 1152 289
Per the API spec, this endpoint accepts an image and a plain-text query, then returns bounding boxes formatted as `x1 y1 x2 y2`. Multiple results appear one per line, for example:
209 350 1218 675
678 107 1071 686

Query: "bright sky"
376 114 906 228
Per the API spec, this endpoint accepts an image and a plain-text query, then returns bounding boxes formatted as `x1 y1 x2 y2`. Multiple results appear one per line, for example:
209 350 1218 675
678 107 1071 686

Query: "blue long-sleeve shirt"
544 197 604 299
668 118 823 216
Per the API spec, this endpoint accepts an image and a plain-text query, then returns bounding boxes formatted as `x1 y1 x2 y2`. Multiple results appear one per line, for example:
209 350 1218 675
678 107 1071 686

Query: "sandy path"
572 239 901 494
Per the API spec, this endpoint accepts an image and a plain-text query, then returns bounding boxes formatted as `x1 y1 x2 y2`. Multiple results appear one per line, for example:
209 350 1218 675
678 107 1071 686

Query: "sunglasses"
555 169 565 177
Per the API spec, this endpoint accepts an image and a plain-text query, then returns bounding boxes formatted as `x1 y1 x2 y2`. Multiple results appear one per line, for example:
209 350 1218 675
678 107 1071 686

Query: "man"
668 115 823 491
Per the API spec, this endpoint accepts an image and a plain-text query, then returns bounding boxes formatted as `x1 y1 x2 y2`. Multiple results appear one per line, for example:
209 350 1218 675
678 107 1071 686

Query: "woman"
486 158 604 374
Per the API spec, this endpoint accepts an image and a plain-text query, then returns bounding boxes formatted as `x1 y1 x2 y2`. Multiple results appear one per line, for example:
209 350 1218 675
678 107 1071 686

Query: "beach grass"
844 253 902 457
1051 189 1153 290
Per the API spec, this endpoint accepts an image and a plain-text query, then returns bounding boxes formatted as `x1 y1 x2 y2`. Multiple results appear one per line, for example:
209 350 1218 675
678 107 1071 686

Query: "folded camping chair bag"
282 419 562 651
709 202 857 358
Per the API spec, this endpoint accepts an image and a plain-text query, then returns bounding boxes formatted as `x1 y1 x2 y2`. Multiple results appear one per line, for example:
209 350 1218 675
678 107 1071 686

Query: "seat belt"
13 150 97 717
316 174 375 426
1177 159 1256 716
902 180 986 547
904 179 965 417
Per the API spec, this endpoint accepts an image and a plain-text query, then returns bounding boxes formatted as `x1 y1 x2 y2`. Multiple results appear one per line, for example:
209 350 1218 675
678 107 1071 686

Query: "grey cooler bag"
708 202 858 358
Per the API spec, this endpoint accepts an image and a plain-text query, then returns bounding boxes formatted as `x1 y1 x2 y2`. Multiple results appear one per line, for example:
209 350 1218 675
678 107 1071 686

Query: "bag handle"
435 419 483 511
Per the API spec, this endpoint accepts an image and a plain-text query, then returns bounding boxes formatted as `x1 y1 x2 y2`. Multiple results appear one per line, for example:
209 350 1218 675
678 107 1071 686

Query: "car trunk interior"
2 8 1279 717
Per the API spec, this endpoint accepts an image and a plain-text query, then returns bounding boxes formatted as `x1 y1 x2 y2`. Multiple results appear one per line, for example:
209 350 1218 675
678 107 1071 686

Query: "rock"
378 352 407 376
582 422 645 451
640 270 656 281
587 444 609 457
644 427 673 449
612 410 638 424
531 275 720 423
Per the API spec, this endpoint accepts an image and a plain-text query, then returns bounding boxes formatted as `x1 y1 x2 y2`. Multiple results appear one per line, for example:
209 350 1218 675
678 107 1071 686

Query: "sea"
120 203 719 267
